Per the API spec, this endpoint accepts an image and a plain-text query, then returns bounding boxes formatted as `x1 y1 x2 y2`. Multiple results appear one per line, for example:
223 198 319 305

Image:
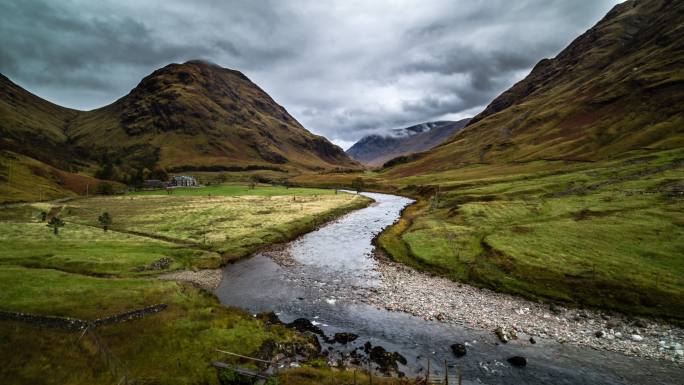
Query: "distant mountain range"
346 119 470 166
385 0 684 176
0 60 359 202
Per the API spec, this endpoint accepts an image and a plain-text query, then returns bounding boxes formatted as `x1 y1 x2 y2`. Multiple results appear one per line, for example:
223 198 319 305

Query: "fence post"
458 365 462 385
444 360 448 385
354 369 357 385
369 361 373 385
426 360 430 384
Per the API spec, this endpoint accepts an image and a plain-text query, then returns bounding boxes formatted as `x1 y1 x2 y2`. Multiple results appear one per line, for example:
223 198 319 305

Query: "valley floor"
0 184 371 385
296 148 684 323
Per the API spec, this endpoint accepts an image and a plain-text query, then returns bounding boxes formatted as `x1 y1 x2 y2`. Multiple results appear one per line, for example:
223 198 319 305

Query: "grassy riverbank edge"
293 149 684 324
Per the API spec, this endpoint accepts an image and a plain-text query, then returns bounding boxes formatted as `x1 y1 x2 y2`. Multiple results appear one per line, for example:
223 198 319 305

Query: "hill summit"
0 61 359 202
69 60 358 172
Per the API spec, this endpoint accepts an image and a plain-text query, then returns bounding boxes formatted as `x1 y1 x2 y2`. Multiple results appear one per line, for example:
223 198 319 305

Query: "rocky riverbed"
261 240 684 364
216 192 683 383
364 253 684 364
159 268 223 291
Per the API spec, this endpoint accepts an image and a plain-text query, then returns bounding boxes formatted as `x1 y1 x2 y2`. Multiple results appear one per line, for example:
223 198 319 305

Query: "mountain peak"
183 59 220 67
347 119 469 166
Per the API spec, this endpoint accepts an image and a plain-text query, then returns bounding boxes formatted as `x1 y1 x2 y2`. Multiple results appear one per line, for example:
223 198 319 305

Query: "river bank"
236 201 684 365
366 253 684 364
254 241 684 364
215 191 683 384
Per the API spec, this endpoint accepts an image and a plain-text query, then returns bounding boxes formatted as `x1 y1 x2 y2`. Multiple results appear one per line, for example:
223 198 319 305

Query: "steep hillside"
0 61 359 201
0 74 80 171
69 60 358 173
347 119 469 166
0 75 116 202
387 0 684 177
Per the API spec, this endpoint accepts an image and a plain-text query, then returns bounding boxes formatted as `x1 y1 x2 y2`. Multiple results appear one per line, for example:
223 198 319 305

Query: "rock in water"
334 332 359 344
595 331 606 338
494 327 509 343
369 346 407 373
450 343 467 357
256 311 282 325
529 337 537 344
286 318 325 337
507 356 527 367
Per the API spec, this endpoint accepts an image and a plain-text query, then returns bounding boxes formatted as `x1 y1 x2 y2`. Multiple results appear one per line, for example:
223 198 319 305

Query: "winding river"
215 192 683 385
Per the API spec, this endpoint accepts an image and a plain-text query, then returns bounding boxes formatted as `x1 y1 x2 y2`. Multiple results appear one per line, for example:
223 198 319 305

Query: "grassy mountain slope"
0 75 117 202
386 0 684 178
70 60 358 172
0 74 77 170
347 119 469 167
0 61 359 202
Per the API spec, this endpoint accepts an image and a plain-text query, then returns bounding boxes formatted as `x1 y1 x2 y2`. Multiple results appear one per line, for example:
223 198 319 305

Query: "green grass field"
132 183 338 197
0 184 371 384
68 186 368 264
294 149 684 320
375 149 684 320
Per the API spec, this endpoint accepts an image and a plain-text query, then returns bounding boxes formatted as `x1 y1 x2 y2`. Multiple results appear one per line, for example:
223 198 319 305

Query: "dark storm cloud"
0 0 620 148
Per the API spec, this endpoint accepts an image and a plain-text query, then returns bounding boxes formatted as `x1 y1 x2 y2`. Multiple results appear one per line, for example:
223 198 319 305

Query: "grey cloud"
0 0 620 146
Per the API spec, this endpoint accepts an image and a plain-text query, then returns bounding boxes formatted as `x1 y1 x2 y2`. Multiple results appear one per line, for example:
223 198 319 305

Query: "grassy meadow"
298 148 684 320
0 184 371 384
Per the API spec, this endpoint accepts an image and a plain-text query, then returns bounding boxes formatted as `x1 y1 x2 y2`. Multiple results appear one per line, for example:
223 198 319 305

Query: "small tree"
352 177 365 194
47 217 65 235
40 211 48 222
98 212 112 232
248 176 257 190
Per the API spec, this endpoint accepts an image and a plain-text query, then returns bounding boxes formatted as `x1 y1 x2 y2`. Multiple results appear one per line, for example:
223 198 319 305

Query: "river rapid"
215 192 683 385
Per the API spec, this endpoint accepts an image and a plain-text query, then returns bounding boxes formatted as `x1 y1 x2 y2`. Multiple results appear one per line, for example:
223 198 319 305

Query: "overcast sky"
0 0 620 149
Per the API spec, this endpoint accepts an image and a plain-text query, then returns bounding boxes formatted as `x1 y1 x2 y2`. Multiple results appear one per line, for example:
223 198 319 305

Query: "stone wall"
0 303 167 330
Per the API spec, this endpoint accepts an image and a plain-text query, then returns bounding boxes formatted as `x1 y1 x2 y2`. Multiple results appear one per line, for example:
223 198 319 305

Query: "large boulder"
369 346 407 373
507 356 527 367
286 318 326 337
333 332 359 344
450 343 467 357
